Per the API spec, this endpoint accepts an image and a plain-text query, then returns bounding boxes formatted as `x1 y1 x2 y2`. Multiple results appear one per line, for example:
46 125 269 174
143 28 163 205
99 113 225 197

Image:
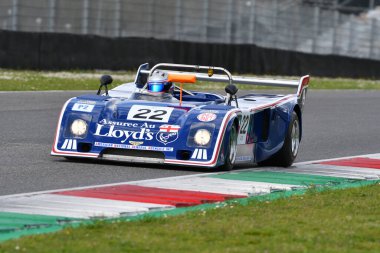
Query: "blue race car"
52 63 309 170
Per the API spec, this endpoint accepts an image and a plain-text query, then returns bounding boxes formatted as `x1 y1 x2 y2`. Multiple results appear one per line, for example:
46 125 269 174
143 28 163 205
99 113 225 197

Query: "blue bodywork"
52 64 308 169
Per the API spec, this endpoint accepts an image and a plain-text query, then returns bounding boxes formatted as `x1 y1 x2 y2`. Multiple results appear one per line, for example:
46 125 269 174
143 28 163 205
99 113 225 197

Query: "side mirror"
101 75 113 86
225 84 238 96
225 84 238 106
97 75 113 96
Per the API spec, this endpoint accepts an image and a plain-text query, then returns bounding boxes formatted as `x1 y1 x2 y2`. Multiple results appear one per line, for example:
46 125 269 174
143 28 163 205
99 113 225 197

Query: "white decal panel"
237 112 251 144
72 103 95 112
127 105 174 123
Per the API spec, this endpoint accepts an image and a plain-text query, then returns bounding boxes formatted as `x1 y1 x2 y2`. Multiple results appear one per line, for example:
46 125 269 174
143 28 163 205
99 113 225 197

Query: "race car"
51 63 309 170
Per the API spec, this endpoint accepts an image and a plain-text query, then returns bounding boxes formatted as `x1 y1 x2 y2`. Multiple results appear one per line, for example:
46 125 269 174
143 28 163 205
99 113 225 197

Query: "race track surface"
1 90 379 195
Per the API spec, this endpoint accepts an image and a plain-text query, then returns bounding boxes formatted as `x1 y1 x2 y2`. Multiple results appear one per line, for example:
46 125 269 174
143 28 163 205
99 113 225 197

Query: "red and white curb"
285 154 380 179
0 154 379 219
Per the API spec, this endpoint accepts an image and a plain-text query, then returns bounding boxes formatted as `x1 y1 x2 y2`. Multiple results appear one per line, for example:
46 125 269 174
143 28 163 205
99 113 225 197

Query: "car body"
51 63 309 169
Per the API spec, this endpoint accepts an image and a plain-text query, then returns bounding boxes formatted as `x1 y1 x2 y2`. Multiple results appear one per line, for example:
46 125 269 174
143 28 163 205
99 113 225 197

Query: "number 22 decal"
133 109 167 120
127 105 174 122
237 113 251 145
239 115 250 134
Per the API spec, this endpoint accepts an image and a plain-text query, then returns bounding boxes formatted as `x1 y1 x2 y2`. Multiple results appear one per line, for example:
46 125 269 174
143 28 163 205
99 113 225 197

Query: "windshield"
129 91 178 103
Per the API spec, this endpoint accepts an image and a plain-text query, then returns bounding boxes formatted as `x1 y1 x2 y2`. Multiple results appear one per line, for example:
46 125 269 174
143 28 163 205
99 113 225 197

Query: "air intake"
101 148 165 163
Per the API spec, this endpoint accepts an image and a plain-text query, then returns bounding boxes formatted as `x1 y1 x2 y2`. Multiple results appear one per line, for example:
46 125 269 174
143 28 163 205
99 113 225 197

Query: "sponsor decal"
200 110 219 113
159 124 180 133
129 141 144 146
156 125 179 145
236 156 253 162
197 113 217 122
94 124 154 143
98 119 156 129
61 139 77 150
77 100 96 104
94 142 173 152
72 103 95 112
127 105 174 123
191 148 208 160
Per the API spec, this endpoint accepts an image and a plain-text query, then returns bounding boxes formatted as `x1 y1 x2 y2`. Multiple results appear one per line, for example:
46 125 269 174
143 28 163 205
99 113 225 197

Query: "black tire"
259 111 300 167
220 124 238 171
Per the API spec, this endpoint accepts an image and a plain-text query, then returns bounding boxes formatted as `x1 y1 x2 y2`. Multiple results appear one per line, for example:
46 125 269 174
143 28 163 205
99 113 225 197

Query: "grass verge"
1 183 379 253
1 69 380 91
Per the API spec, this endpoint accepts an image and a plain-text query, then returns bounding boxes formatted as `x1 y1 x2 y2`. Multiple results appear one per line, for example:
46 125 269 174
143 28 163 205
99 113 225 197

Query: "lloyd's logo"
61 139 77 150
94 124 154 143
156 125 180 145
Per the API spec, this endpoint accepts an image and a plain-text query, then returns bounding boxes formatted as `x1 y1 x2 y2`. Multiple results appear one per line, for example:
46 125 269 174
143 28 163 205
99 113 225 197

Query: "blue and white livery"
51 63 310 170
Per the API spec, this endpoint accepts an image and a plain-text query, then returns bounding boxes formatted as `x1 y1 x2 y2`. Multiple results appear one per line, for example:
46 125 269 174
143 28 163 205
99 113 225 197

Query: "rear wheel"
220 124 238 171
260 111 300 167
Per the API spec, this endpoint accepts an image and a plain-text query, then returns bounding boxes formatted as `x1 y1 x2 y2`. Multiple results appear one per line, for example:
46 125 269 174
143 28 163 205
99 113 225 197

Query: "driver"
147 70 174 95
130 70 177 102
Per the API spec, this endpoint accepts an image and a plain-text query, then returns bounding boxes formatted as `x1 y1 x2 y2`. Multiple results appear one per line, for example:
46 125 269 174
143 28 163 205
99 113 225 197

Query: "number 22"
240 115 250 134
133 109 167 120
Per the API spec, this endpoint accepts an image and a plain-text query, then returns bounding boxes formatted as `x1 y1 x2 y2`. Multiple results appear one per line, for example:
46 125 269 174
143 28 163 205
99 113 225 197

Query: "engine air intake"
101 149 165 163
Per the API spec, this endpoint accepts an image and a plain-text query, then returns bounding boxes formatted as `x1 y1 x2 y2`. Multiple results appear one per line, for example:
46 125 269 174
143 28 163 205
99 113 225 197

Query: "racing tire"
220 124 238 171
260 111 300 167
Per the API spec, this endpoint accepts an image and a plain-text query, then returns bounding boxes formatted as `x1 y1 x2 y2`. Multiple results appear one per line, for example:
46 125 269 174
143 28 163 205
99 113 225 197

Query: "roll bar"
136 63 309 98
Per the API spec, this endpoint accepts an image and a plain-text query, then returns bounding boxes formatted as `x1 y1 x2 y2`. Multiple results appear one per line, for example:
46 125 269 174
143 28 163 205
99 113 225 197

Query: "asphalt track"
1 90 379 196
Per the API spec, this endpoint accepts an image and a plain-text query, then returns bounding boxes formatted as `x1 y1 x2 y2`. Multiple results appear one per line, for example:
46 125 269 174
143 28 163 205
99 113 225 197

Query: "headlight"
70 119 88 136
194 129 211 146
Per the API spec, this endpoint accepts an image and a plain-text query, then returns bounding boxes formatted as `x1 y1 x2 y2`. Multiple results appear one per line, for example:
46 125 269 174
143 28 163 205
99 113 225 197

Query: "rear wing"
135 63 309 107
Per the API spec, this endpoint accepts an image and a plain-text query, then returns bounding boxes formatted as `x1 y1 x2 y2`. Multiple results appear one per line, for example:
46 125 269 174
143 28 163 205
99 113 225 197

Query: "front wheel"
220 124 238 171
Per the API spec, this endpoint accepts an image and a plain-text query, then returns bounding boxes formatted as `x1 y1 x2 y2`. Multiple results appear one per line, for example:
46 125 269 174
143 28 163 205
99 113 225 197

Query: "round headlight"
70 119 87 136
194 129 211 146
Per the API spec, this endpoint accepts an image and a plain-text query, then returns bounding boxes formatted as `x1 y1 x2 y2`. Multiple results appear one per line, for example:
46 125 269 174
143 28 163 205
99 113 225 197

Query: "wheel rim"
291 119 300 156
229 127 237 164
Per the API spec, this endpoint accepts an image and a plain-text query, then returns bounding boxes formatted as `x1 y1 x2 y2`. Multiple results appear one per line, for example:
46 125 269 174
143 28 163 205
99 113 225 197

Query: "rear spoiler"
135 63 310 107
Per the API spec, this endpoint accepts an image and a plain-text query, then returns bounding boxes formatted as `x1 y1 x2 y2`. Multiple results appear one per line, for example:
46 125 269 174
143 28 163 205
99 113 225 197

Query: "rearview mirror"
225 84 238 107
225 84 238 95
97 75 113 96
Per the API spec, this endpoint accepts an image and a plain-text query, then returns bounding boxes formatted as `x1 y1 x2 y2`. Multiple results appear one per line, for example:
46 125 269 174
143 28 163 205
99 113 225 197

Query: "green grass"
1 69 380 91
1 184 379 253
0 70 134 91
